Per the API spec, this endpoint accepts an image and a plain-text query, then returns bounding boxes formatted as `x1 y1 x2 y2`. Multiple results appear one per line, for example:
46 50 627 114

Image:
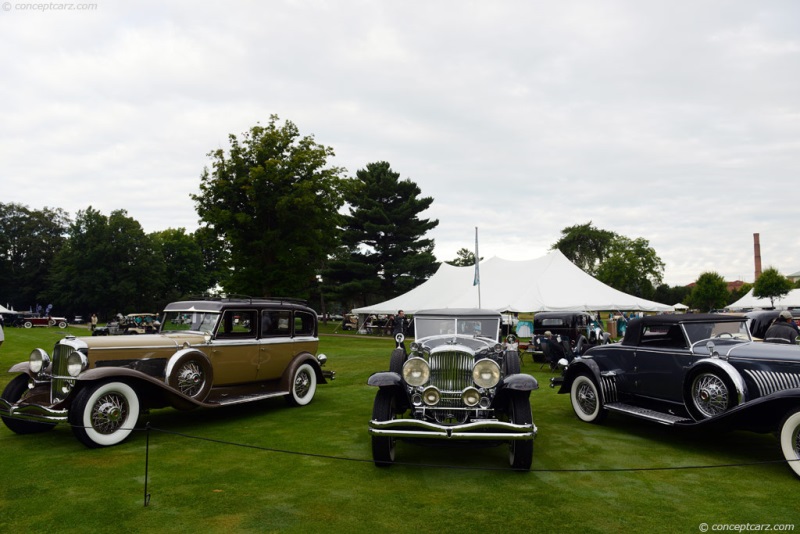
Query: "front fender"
367 371 403 388
686 358 748 405
558 358 603 395
501 373 539 391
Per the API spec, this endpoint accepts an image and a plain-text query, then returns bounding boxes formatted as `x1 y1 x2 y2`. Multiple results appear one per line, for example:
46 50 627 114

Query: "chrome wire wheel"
286 363 317 406
294 368 312 398
91 391 130 435
175 361 206 397
570 374 606 423
691 373 729 418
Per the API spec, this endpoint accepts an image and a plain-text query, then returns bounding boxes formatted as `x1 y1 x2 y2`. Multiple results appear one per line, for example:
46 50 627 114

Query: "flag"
473 227 480 286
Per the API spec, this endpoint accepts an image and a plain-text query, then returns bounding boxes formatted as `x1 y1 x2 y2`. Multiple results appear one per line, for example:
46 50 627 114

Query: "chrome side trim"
745 369 800 397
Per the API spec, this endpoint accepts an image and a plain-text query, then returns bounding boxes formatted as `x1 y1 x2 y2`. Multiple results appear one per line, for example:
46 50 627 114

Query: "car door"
634 324 693 403
257 309 293 381
210 309 259 385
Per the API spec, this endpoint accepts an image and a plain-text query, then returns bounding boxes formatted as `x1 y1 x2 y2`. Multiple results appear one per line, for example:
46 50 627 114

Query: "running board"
605 402 692 425
209 390 289 406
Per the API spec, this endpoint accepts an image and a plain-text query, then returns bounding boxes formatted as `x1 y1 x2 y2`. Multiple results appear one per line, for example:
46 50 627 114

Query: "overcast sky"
2 1 798 286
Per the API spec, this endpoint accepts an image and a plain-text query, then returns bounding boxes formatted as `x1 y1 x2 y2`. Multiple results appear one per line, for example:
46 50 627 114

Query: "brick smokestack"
754 233 762 280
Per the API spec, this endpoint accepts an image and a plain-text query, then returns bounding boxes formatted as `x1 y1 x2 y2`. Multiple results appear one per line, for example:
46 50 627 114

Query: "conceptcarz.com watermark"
699 524 795 532
2 2 98 11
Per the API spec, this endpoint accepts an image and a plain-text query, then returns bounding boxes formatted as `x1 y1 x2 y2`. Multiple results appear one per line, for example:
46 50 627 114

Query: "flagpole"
474 227 481 308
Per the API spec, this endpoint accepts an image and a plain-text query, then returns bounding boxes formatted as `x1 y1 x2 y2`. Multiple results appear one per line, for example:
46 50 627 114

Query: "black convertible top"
622 313 745 346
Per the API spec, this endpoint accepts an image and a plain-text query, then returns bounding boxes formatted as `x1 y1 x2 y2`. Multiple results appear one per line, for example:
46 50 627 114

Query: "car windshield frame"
414 316 500 341
682 319 752 346
160 311 220 334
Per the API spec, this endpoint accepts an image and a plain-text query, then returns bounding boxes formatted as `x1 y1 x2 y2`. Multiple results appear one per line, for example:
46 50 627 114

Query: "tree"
151 228 211 303
687 272 729 312
192 116 346 298
551 222 665 300
728 282 753 306
551 221 616 275
446 248 480 267
595 236 665 299
326 161 439 306
753 267 793 307
46 207 163 319
653 283 692 307
0 202 69 311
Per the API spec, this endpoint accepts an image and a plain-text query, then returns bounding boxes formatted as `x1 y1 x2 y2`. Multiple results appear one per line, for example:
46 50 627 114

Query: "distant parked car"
93 313 160 335
532 311 610 352
557 313 800 479
0 298 334 448
13 314 68 329
367 309 538 469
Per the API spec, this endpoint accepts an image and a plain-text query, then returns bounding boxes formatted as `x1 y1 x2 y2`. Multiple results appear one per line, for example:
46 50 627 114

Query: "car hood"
73 332 208 349
699 340 800 362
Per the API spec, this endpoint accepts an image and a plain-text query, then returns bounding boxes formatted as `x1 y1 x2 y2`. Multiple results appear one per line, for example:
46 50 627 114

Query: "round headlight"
67 351 87 377
473 358 501 388
461 387 481 407
29 349 50 374
402 357 430 387
422 386 441 406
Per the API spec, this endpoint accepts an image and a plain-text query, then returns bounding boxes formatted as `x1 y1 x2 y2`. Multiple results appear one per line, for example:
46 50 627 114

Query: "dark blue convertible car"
557 313 800 478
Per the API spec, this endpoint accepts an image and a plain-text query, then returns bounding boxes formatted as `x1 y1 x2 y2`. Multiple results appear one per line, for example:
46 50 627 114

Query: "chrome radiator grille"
428 350 473 407
51 343 72 404
745 369 800 397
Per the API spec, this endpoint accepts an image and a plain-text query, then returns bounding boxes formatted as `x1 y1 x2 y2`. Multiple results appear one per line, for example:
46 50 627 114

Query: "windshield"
415 316 500 341
683 320 751 345
160 311 220 334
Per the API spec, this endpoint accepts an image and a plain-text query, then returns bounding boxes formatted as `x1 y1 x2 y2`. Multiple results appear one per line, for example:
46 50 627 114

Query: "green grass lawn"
1 327 799 533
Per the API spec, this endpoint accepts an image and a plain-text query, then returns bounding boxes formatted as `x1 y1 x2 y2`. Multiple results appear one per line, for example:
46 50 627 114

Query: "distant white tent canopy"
0 304 16 314
727 288 800 311
353 250 673 315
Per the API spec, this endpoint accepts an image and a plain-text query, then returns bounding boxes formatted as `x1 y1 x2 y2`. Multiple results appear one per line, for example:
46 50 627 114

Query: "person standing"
764 311 799 344
90 313 98 332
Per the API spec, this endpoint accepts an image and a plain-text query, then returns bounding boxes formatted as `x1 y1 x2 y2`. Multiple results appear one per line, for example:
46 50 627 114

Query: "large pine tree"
326 161 439 307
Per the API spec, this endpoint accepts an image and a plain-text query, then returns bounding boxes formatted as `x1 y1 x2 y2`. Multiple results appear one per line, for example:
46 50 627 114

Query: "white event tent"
727 288 800 311
353 250 673 315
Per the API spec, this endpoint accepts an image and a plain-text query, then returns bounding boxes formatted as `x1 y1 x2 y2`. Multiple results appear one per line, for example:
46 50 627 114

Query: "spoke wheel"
286 363 317 406
688 371 734 420
570 373 607 423
69 381 140 448
168 354 213 401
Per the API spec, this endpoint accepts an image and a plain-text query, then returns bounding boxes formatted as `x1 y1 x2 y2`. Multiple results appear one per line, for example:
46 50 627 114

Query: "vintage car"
13 314 68 329
532 311 610 351
0 298 334 448
557 313 800 478
92 313 160 336
367 309 538 469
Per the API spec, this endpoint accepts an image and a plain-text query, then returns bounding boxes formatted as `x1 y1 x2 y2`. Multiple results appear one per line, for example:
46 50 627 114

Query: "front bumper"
0 398 68 423
368 418 537 440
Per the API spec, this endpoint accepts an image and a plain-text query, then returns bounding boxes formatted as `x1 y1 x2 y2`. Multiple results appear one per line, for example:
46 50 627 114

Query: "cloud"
1 0 798 287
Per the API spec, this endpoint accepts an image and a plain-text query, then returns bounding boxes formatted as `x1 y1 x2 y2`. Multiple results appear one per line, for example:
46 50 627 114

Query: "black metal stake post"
144 422 151 507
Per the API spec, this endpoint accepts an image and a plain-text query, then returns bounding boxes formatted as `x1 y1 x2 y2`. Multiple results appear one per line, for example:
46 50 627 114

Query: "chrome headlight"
422 386 441 406
402 357 430 387
67 351 88 377
472 358 501 388
29 348 50 374
461 387 481 407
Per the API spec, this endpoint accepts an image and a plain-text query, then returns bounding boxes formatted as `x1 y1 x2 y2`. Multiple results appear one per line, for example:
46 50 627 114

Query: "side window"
640 325 687 349
217 310 256 339
294 311 316 337
261 310 291 337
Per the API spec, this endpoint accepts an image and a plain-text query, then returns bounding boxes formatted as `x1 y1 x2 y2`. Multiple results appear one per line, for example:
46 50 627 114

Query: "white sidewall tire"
571 374 602 423
780 410 800 478
80 382 140 447
289 363 317 406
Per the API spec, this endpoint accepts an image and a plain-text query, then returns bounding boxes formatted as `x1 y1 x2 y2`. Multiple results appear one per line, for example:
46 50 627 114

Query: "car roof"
164 298 313 314
621 313 746 345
